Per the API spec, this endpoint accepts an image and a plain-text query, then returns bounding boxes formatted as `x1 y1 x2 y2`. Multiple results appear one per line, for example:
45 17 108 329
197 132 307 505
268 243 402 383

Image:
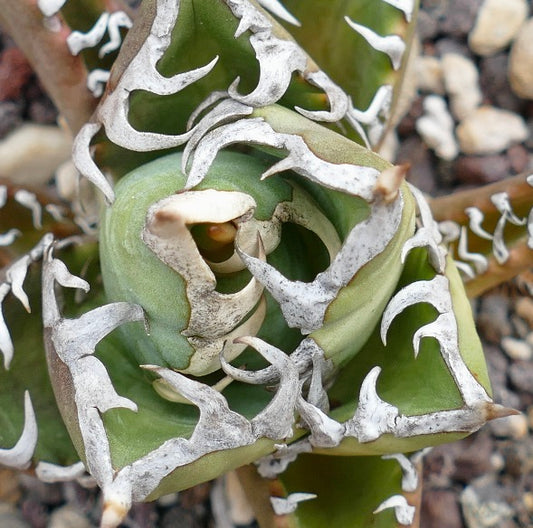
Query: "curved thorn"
374 495 415 525
344 18 405 70
382 453 418 492
241 337 300 439
381 275 450 345
0 391 37 470
257 0 301 26
270 493 317 515
72 122 115 204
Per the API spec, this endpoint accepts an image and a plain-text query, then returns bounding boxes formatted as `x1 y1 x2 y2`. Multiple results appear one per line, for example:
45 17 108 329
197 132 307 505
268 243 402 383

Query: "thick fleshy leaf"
274 0 420 146
0 263 78 467
319 248 492 456
239 454 414 528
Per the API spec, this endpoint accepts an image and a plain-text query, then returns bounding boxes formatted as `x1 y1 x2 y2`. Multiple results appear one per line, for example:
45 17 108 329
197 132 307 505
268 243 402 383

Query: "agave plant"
0 1 531 527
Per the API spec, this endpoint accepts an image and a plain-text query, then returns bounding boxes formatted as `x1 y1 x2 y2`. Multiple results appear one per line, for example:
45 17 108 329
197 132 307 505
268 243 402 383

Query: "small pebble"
509 18 533 100
489 413 528 439
523 492 533 513
0 47 33 101
528 406 533 429
442 53 482 120
416 95 459 160
479 53 524 112
157 492 179 508
468 0 528 56
417 10 439 41
501 336 532 361
438 0 484 38
509 361 533 393
415 55 445 94
0 503 30 528
461 478 515 528
0 124 71 185
0 101 23 139
515 296 533 327
456 106 529 155
454 154 510 185
477 294 512 342
489 452 505 472
421 488 462 528
506 144 529 173
48 505 94 528
397 136 438 194
452 433 495 482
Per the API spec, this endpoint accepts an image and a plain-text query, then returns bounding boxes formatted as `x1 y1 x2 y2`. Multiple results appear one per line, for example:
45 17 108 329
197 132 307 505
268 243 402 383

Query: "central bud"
99 150 338 378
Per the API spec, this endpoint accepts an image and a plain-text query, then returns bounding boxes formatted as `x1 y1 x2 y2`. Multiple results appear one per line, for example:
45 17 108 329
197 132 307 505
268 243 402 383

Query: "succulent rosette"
0 1 526 527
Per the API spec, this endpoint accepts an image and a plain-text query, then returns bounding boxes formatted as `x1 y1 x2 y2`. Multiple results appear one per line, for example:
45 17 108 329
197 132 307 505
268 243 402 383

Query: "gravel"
0 1 532 527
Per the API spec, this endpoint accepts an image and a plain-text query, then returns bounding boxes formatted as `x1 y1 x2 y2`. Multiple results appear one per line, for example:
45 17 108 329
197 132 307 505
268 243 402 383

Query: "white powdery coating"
86 69 110 98
270 493 317 515
490 192 527 264
346 85 393 147
67 13 110 55
36 461 87 482
256 0 300 26
0 392 38 470
99 12 133 58
381 273 491 407
256 440 312 478
374 495 415 525
42 247 144 506
382 453 418 492
14 190 42 229
0 229 21 247
344 17 405 70
402 183 446 273
0 234 54 369
457 226 488 274
38 0 66 17
383 0 415 21
225 0 348 123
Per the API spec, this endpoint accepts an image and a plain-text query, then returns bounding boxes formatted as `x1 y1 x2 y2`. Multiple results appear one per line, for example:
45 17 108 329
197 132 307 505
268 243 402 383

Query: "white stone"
442 53 482 120
416 95 458 160
501 336 532 360
456 106 528 155
469 0 528 56
48 505 93 528
0 124 71 185
509 18 533 100
415 55 445 95
489 413 528 439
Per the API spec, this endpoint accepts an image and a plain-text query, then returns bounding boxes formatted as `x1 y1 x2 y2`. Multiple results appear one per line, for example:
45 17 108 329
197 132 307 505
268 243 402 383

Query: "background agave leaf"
430 173 533 296
253 454 408 528
0 252 89 466
97 0 417 180
275 0 420 146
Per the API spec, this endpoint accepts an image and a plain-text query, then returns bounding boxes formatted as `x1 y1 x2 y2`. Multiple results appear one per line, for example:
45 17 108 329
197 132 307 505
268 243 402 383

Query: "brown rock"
421 488 462 528
0 47 32 101
454 154 510 184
